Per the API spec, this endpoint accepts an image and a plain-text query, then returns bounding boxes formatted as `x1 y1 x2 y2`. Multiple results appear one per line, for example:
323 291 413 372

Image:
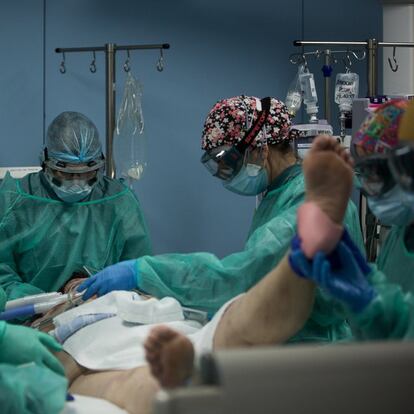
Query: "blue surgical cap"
46 111 102 163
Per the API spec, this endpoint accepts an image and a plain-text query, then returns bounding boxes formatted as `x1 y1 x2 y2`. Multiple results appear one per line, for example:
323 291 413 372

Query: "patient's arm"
214 255 315 348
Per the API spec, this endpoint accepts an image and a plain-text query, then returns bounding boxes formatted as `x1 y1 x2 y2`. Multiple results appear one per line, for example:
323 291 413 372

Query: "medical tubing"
0 299 67 321
0 304 36 320
5 292 62 310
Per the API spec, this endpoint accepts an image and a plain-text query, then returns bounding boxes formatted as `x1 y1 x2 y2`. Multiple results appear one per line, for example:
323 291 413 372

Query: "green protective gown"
349 224 414 340
0 288 6 311
0 171 152 301
0 362 67 414
0 319 67 413
138 164 365 343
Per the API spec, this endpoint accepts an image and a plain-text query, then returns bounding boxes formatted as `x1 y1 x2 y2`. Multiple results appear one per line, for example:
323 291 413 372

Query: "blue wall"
0 0 382 256
0 0 44 166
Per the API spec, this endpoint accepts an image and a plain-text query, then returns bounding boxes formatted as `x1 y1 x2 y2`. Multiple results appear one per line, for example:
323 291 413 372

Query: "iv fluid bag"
114 72 147 182
298 65 318 120
298 65 318 104
285 68 302 117
334 72 359 112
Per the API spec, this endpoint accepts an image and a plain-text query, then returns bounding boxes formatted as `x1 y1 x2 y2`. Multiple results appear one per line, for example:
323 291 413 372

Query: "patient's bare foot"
303 135 354 223
144 325 194 389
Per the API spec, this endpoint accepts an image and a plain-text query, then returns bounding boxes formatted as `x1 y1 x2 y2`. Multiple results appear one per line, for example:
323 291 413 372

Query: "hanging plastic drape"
114 72 147 184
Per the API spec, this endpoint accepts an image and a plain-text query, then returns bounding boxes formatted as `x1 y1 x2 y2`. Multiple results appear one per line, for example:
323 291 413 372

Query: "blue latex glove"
341 229 371 276
0 323 65 376
313 243 375 312
78 259 138 301
289 229 371 278
289 237 376 312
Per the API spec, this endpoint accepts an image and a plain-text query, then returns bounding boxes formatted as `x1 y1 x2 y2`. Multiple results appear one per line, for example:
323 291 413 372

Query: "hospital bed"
0 166 41 180
153 340 414 414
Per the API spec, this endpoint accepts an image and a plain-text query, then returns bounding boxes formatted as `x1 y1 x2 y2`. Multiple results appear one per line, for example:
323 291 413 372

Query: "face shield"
389 143 414 193
42 112 106 202
43 147 104 185
222 143 269 196
44 159 104 203
354 155 396 197
201 145 245 180
353 141 414 198
201 97 271 181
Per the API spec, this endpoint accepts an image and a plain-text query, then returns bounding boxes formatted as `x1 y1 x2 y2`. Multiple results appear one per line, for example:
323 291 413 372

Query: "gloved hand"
289 229 371 277
289 237 375 312
341 229 371 276
78 259 138 301
0 323 65 376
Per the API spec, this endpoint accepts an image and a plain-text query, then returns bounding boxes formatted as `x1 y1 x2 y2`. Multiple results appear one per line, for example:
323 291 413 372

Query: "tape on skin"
297 201 344 258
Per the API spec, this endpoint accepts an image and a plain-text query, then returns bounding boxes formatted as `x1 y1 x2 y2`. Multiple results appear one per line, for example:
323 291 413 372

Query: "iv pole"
294 39 414 261
55 43 170 178
294 39 414 97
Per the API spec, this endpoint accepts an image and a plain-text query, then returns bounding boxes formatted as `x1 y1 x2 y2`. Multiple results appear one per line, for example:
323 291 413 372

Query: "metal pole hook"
301 53 309 70
123 50 131 73
351 49 366 61
89 51 97 73
343 51 353 72
388 46 399 72
59 52 66 74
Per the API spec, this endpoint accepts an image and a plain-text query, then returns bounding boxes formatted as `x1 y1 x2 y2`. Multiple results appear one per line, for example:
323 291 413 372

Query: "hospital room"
1 0 414 412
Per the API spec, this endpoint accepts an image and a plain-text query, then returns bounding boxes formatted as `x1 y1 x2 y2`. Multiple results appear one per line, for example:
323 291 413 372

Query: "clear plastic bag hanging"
114 72 147 183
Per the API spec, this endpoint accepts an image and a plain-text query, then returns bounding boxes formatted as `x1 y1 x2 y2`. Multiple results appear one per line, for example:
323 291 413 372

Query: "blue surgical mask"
367 185 414 226
53 183 92 203
48 179 93 203
223 163 269 196
44 168 96 203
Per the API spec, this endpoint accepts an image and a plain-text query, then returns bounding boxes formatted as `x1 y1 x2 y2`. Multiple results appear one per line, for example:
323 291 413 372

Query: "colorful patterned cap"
352 99 410 157
398 99 414 143
201 95 293 151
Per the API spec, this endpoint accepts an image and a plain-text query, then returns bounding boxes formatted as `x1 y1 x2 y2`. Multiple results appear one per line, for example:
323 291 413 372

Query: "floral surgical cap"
201 95 293 151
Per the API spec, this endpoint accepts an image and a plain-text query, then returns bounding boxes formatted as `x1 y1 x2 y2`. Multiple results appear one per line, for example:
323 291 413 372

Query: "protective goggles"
44 158 104 174
43 148 105 174
354 143 414 197
201 97 271 181
354 156 395 197
46 168 99 188
388 144 414 193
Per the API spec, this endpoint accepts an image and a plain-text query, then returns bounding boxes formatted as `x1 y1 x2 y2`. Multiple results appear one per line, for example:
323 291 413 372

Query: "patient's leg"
144 136 354 388
69 365 159 414
145 326 195 389
302 134 353 223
